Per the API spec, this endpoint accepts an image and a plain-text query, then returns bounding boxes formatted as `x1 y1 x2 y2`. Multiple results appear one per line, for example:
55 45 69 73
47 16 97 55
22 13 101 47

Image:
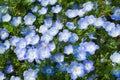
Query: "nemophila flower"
10 36 20 46
111 8 120 20
10 76 21 80
4 40 10 50
104 0 112 5
24 13 36 25
102 21 115 32
108 27 120 37
78 18 89 30
16 38 27 49
74 51 87 61
37 0 41 2
52 5 62 13
30 0 35 3
30 35 40 45
2 13 11 22
56 62 68 72
112 70 120 78
53 20 63 30
85 15 96 25
41 33 53 43
53 53 64 63
14 48 26 61
77 9 85 17
94 17 104 28
83 1 93 12
0 71 5 80
69 33 79 43
0 43 6 54
48 42 56 51
0 28 9 40
59 30 71 42
11 17 22 27
38 25 48 34
25 30 36 37
26 48 39 62
84 41 99 55
47 27 59 36
0 5 8 14
49 0 57 5
21 26 35 35
83 60 95 73
66 22 76 30
31 6 39 13
39 47 51 60
5 65 14 74
64 44 73 55
23 69 38 80
110 51 120 63
41 0 49 7
67 61 85 80
42 66 54 76
44 18 53 28
73 45 81 54
38 7 48 15
65 9 78 18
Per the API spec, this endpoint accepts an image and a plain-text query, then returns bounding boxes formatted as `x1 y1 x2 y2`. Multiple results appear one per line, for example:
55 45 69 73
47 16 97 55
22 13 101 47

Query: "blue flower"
69 33 79 43
53 53 64 63
59 30 71 42
56 62 68 72
31 6 39 13
110 51 120 63
2 13 11 22
83 60 95 73
16 38 27 49
0 28 9 40
53 20 63 30
42 66 54 76
0 5 8 14
65 9 78 18
10 76 21 80
94 17 104 28
83 1 93 12
41 33 53 43
78 18 89 30
112 70 120 78
108 26 120 37
44 18 53 28
5 65 14 74
67 61 85 80
111 8 120 20
64 44 73 55
30 35 40 45
41 0 49 7
47 27 59 36
66 22 76 30
10 36 20 46
49 0 57 5
85 15 96 25
11 17 22 27
24 13 36 25
38 25 48 34
0 43 6 54
14 48 26 61
26 48 39 62
52 5 62 13
23 69 38 80
48 42 56 52
0 71 5 80
38 7 48 15
74 51 87 61
39 47 51 60
77 9 85 17
4 40 10 50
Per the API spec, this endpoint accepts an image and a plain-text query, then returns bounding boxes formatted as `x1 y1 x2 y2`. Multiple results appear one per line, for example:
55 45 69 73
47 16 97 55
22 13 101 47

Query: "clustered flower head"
0 0 119 80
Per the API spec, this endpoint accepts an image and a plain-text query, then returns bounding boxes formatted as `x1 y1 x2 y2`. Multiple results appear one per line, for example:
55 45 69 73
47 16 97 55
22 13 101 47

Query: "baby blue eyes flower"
16 38 27 49
44 18 53 28
111 8 120 20
67 61 85 80
2 13 11 22
41 33 53 43
66 22 76 30
112 70 120 78
85 15 96 25
69 33 79 43
38 7 48 15
0 43 6 54
77 9 85 17
49 0 57 5
30 35 40 45
0 28 9 40
94 17 104 28
52 5 62 13
5 65 14 74
78 18 89 30
23 69 38 80
41 0 49 7
65 9 78 18
0 71 5 80
10 36 20 46
110 51 120 63
83 60 95 73
10 76 21 80
53 20 63 30
4 40 10 50
48 42 56 52
39 25 48 34
0 5 8 14
31 6 39 13
83 1 94 12
53 53 64 63
24 13 36 25
59 30 71 42
11 17 22 27
64 44 73 55
56 62 68 72
108 27 120 37
47 27 59 36
74 51 87 61
42 66 54 76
